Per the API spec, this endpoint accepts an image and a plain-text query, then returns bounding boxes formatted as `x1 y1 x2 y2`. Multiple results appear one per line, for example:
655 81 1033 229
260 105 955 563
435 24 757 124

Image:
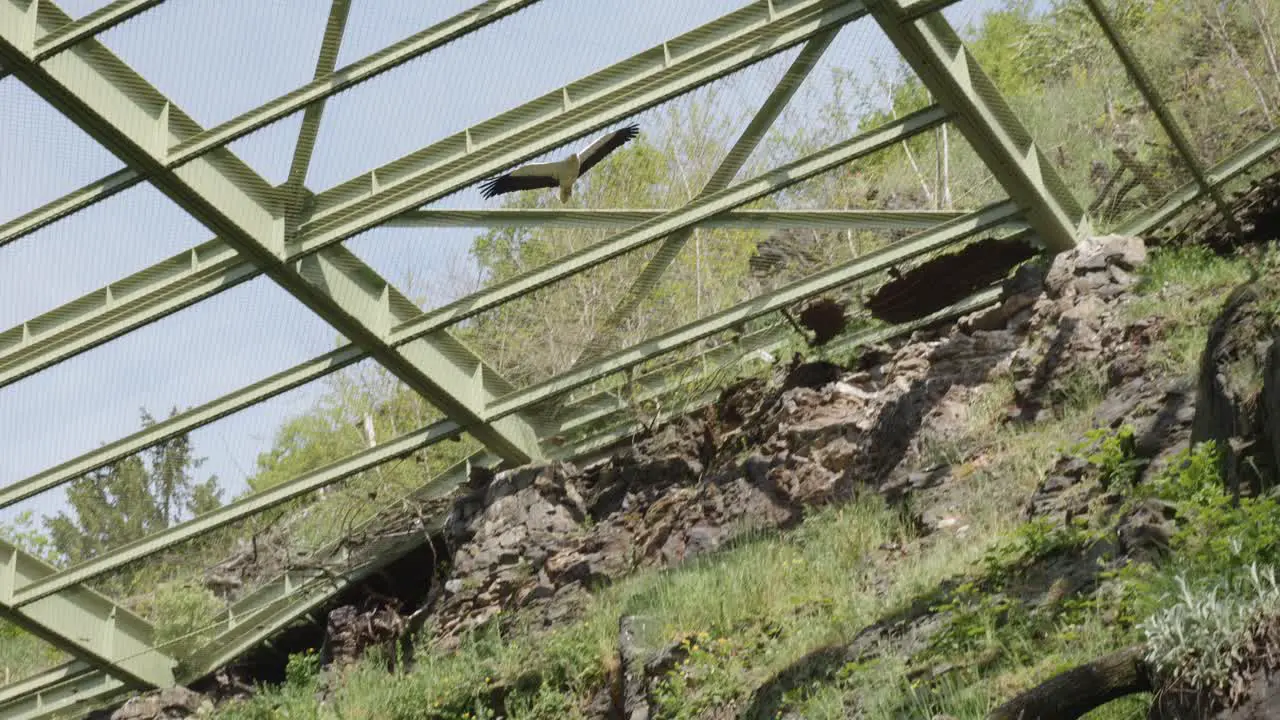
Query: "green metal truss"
0 0 544 465
0 0 862 398
865 0 1090 253
0 540 176 691
389 105 952 344
6 0 1272 713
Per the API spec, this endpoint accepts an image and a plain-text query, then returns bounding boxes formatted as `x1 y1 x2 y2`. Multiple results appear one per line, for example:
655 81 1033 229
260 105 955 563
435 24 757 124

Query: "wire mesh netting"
0 182 209 331
95 0 332 129
1118 0 1279 170
0 275 346 502
305 0 753 193
13 0 1278 709
0 80 124 228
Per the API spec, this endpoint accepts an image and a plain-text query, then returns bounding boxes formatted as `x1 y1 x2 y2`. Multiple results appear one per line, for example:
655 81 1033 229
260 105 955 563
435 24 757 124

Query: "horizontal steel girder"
389 105 951 345
0 0 543 464
0 345 365 510
176 451 501 680
0 107 950 517
0 0 546 251
0 0 864 399
385 208 975 231
487 200 1025 418
0 452 501 720
0 541 175 689
9 419 462 608
290 0 869 252
0 260 1008 716
865 0 1088 252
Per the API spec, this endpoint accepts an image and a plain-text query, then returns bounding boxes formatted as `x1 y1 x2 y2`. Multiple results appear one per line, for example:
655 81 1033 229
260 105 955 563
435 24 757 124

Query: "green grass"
1124 244 1255 377
211 366 1116 720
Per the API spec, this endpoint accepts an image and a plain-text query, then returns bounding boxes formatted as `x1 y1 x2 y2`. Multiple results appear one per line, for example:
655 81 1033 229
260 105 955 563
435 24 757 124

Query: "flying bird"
478 123 641 203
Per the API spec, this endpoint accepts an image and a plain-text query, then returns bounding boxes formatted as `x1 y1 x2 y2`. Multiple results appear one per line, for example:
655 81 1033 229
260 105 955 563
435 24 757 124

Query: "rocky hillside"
106 200 1280 719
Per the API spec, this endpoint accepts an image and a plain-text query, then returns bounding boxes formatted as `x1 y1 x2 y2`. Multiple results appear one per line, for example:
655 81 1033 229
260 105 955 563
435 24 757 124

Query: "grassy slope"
206 244 1266 720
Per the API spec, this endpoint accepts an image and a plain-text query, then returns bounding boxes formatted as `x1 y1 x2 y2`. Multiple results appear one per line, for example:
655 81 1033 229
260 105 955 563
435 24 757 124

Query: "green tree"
43 407 222 568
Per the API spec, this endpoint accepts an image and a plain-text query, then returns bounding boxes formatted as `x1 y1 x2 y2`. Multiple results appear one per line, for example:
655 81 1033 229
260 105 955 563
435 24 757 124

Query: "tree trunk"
987 645 1154 720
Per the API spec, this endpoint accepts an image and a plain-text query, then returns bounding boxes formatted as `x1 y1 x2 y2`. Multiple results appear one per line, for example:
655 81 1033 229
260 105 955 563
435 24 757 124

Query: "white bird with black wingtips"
478 123 641 203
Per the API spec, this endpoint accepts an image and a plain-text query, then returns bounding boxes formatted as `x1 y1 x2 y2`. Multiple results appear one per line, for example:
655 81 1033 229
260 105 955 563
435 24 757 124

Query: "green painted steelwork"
386 208 975 231
0 663 124 720
0 334 364 511
0 0 863 399
9 419 463 608
558 283 1005 465
865 0 1087 252
0 272 1007 720
0 541 175 690
1120 126 1280 237
390 106 952 345
0 0 546 251
0 0 545 464
32 0 166 60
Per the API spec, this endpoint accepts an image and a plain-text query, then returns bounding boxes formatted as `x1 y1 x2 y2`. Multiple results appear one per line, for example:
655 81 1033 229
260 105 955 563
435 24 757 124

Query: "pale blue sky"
0 0 1020 529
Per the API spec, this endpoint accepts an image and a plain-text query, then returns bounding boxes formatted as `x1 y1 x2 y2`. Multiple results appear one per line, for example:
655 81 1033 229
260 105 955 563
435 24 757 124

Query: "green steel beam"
0 0 544 251
487 200 1024 418
390 105 950 345
898 0 960 21
10 275 1006 716
31 0 166 60
0 168 138 253
0 0 543 464
0 238 251 390
289 0 868 253
0 0 863 397
0 453 501 720
176 451 501 680
0 345 366 510
167 0 546 166
0 0 166 81
0 661 95 710
1078 0 1239 236
9 419 462 608
1120 126 1280 237
865 0 1088 252
0 541 175 689
0 267 1006 717
572 27 841 365
0 663 124 720
386 208 973 231
282 0 351 202
552 322 800 436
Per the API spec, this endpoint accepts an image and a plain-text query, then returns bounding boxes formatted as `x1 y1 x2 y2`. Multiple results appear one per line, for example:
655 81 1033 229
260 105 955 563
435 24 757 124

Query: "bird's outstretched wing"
577 123 640 176
478 161 562 199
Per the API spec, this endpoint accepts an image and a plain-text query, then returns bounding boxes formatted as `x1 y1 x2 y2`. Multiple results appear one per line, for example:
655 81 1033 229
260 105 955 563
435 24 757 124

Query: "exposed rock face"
1191 271 1280 499
416 236 1155 651
109 687 211 720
